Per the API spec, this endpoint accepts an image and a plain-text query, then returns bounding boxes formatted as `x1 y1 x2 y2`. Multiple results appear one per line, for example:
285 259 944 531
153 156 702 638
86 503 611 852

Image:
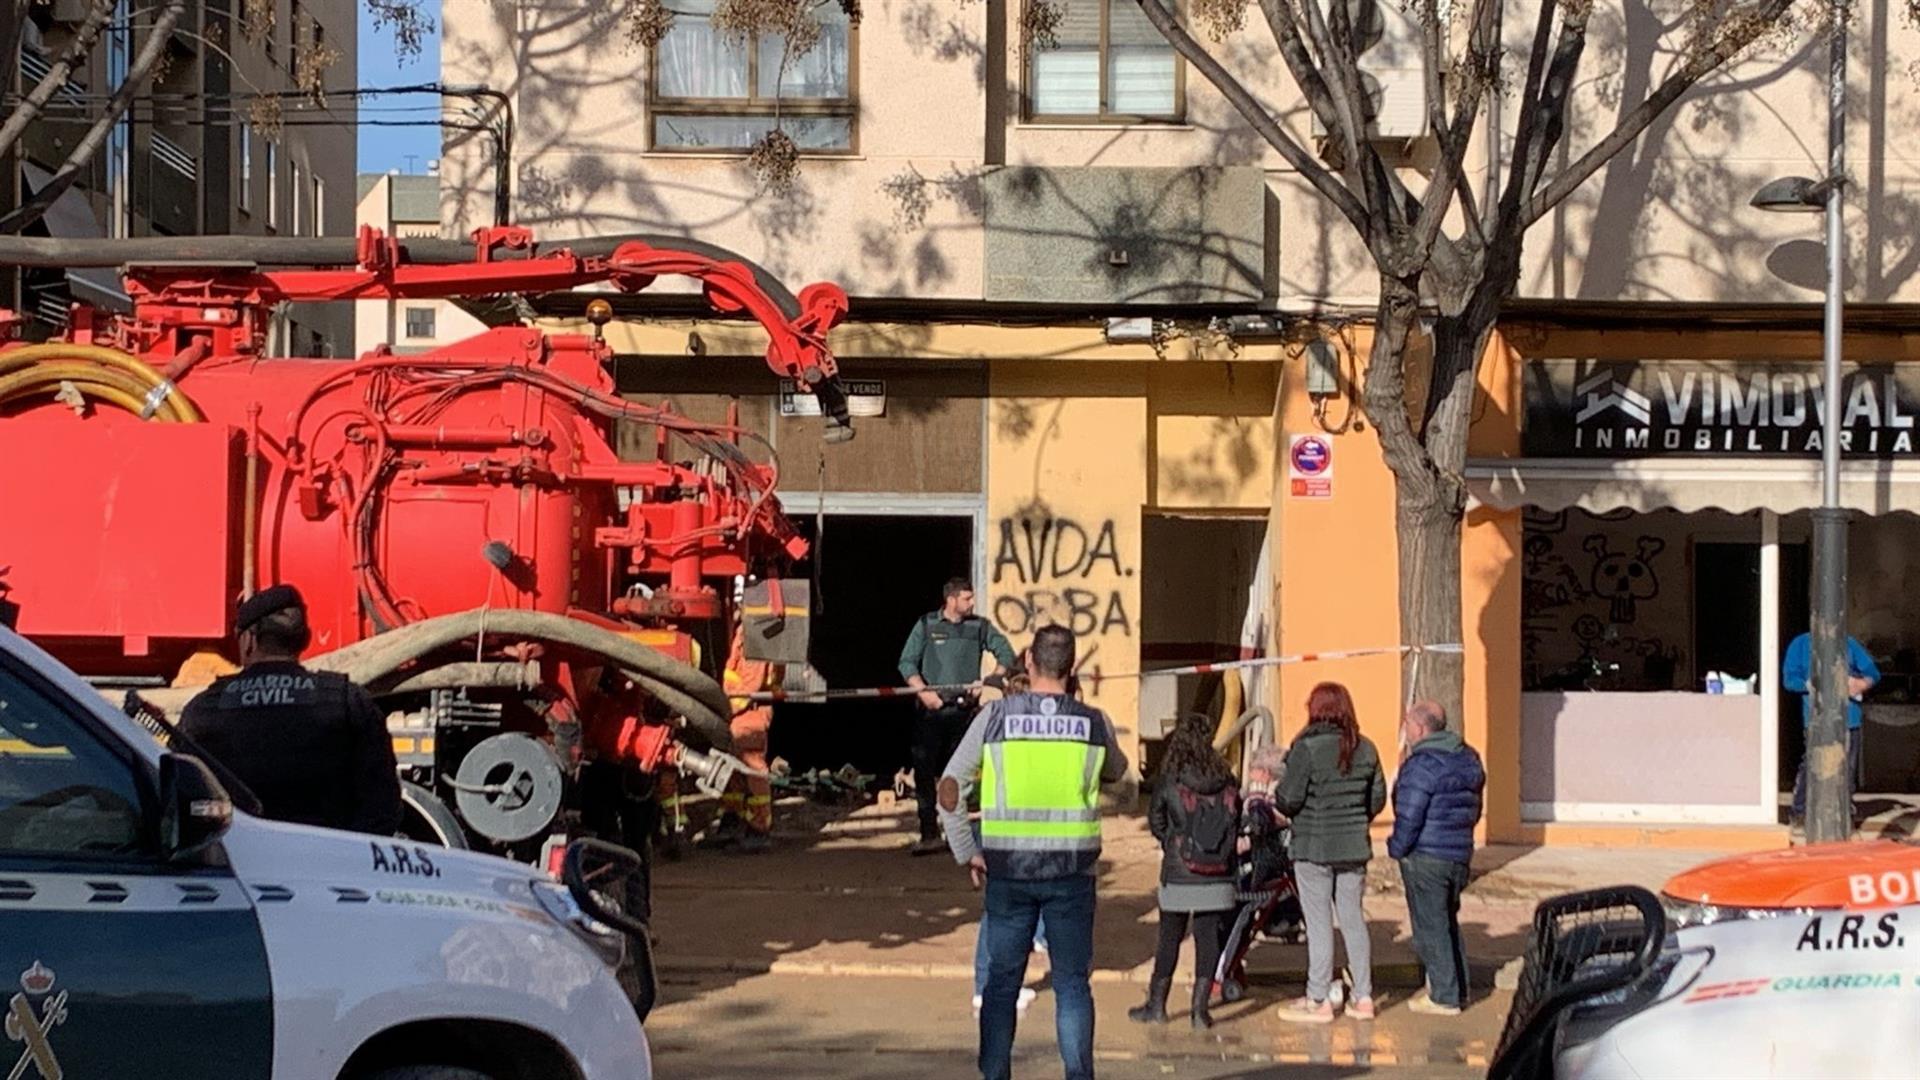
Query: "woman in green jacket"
1274 682 1386 1023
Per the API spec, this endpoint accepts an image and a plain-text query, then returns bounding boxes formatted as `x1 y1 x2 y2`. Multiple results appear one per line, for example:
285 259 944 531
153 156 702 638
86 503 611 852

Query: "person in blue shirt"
1783 632 1880 825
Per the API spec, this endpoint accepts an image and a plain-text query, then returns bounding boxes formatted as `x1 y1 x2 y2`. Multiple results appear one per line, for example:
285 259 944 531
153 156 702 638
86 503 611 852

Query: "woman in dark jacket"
1274 682 1386 1024
1128 712 1241 1030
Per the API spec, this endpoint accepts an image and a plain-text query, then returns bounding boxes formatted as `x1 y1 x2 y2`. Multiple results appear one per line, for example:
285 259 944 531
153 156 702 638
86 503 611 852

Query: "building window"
312 173 325 236
291 160 303 236
648 0 856 152
289 0 303 78
238 121 253 213
1025 0 1181 122
265 140 278 229
405 307 435 339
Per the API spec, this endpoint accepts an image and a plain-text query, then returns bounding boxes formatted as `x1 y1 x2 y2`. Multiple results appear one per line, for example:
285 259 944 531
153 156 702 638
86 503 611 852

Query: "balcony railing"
150 132 197 181
17 50 87 104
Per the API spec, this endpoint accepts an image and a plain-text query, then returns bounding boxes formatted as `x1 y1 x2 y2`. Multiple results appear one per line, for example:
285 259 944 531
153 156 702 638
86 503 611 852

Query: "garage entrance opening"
770 514 975 781
1138 512 1267 773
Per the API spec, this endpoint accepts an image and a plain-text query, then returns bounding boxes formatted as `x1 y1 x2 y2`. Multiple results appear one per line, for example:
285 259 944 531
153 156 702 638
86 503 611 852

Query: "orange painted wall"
1465 334 1525 842
1270 329 1405 781
1269 326 1528 840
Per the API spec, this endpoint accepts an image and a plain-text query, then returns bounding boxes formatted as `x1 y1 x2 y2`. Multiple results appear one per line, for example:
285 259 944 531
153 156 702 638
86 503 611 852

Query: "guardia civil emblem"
6 961 66 1080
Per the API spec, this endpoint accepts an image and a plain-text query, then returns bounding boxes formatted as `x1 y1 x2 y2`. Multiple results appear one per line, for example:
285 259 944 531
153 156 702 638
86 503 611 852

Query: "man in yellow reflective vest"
938 624 1128 1080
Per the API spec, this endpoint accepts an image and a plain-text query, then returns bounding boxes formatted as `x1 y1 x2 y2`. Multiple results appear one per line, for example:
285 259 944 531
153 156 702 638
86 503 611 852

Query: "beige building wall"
354 173 488 355
443 0 1920 309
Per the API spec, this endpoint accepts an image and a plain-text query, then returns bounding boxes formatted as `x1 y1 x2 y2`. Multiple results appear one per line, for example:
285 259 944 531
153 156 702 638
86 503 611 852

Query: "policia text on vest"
937 691 1129 880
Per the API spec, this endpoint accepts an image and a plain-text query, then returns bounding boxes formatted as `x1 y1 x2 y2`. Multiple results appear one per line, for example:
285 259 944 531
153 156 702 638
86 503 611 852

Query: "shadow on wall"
1547 0 1920 303
441 0 1321 305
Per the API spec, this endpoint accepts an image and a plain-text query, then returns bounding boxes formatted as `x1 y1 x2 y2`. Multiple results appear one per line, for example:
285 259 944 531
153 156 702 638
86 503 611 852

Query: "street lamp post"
1751 0 1851 844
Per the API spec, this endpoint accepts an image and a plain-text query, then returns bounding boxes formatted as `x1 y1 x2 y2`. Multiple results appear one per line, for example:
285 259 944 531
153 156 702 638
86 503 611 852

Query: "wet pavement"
638 801 1636 1078
648 971 1503 1078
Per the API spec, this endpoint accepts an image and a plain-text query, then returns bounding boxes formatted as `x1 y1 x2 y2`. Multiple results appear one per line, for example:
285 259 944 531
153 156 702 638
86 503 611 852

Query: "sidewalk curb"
658 955 1497 990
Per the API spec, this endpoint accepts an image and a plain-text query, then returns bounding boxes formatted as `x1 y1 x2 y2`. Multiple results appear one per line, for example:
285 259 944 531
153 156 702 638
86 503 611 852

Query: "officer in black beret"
180 585 401 835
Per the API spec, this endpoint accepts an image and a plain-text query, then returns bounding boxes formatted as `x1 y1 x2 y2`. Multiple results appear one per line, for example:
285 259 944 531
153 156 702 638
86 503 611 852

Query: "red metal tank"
0 225 849 856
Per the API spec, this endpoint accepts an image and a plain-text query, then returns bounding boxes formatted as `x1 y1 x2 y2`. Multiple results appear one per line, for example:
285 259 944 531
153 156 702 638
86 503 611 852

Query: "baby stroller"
1213 816 1304 1004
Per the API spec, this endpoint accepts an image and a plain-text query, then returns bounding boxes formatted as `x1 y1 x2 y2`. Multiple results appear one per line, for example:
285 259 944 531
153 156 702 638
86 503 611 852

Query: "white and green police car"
0 624 652 1079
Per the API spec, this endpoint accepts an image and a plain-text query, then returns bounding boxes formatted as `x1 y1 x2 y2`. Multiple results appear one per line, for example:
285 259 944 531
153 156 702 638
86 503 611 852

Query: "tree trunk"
1395 492 1466 721
1361 277 1499 729
0 0 119 166
0 0 187 235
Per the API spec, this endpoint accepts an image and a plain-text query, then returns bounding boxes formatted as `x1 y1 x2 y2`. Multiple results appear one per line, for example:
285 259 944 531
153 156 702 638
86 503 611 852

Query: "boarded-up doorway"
1138 511 1267 748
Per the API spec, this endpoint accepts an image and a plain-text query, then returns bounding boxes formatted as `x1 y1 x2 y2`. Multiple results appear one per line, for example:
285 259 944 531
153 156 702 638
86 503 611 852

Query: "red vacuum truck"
0 225 849 888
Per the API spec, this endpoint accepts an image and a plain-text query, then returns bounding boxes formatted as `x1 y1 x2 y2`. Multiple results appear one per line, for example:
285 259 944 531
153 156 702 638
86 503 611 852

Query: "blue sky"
356 2 445 175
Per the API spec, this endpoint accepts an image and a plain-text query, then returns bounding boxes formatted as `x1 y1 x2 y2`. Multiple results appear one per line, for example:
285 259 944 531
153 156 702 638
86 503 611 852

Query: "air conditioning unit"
1309 67 1430 145
50 0 92 24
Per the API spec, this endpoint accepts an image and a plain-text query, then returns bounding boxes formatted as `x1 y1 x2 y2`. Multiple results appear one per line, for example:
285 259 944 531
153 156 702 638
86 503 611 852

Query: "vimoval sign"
1525 359 1920 457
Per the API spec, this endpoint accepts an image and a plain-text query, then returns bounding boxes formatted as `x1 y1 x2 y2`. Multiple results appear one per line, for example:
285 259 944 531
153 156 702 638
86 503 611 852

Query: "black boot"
1190 980 1214 1030
1127 978 1171 1024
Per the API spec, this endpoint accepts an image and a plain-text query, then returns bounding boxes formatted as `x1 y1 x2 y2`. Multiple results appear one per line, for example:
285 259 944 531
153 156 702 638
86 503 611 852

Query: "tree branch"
1524 0 1799 225
1497 0 1564 228
1517 1 1592 209
0 0 119 164
1300 0 1370 169
1259 0 1363 166
1131 0 1372 232
0 0 188 234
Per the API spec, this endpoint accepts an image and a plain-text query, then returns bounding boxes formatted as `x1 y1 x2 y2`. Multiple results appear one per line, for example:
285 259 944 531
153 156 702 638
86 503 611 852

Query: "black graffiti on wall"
991 516 1135 637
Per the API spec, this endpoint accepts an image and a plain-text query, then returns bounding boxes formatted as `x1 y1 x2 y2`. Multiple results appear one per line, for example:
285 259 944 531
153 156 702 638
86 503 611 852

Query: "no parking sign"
1289 434 1334 499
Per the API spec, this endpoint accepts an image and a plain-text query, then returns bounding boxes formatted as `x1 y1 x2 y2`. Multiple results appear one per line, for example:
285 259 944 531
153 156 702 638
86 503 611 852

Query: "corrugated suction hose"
0 343 203 422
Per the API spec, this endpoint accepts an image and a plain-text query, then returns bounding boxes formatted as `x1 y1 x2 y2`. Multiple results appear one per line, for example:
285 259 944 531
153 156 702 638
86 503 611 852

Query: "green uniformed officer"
897 576 1017 855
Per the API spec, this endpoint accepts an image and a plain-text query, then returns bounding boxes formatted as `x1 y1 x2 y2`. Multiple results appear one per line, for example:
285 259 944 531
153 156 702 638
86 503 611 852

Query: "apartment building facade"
6 0 356 351
443 0 1920 845
353 170 486 354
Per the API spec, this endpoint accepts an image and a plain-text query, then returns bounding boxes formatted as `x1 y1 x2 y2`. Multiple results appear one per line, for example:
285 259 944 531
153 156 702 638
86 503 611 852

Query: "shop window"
648 0 856 152
1523 508 1695 693
1025 0 1181 123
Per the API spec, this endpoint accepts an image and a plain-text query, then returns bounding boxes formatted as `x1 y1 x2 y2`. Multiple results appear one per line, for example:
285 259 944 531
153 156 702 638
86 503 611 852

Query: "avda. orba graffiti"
990 515 1134 638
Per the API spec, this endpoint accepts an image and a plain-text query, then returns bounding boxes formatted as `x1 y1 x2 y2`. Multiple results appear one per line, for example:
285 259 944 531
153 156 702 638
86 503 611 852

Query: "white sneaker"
972 994 982 1019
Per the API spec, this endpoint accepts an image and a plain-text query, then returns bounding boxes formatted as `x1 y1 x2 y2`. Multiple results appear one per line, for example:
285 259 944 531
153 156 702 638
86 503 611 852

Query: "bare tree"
0 0 433 234
1096 0 1812 716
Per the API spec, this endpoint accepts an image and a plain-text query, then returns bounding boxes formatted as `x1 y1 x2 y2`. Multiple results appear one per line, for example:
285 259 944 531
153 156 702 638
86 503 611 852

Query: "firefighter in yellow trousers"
699 626 780 853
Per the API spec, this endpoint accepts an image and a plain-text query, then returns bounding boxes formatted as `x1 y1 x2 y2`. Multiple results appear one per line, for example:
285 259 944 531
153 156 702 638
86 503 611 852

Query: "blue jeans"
981 874 1096 1080
1399 854 1471 1007
974 912 1047 997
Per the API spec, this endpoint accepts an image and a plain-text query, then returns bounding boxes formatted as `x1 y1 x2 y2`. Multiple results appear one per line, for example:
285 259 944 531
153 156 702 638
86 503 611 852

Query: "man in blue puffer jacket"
1387 701 1485 1016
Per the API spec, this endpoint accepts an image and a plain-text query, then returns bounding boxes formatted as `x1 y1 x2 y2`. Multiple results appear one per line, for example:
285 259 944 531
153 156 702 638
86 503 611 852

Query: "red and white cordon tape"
742 642 1465 703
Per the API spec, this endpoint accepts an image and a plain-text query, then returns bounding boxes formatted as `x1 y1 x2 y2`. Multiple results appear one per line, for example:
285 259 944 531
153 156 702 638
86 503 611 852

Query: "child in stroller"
1215 746 1305 1004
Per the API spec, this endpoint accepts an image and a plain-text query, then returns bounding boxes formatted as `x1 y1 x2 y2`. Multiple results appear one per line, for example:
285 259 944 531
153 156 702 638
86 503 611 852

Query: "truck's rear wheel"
398 781 469 849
